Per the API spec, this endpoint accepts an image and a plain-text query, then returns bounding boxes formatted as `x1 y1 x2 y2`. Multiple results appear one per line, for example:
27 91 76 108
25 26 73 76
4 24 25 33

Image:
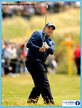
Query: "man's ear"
43 27 45 30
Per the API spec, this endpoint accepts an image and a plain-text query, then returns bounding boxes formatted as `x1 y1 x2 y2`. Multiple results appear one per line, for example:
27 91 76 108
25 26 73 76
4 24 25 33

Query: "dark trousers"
75 58 80 75
10 59 17 73
25 57 53 103
16 59 22 74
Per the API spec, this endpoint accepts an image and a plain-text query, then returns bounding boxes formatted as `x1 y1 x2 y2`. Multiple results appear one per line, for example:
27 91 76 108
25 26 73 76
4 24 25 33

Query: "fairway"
2 74 80 106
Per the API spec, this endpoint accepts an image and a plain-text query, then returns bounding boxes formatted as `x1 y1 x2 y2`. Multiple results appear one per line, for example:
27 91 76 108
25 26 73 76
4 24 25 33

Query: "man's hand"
39 47 46 52
42 42 49 49
8 67 12 71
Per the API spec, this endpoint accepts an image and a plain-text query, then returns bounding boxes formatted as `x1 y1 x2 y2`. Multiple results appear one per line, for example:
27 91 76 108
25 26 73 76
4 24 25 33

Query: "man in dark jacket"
25 23 55 104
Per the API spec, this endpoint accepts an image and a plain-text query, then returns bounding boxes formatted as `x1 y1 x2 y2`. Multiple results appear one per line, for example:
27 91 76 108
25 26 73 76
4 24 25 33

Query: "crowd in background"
2 39 27 76
2 39 58 76
2 38 80 76
2 1 80 20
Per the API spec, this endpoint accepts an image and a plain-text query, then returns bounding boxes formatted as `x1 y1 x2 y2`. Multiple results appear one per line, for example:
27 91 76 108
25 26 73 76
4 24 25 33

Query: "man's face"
45 26 54 37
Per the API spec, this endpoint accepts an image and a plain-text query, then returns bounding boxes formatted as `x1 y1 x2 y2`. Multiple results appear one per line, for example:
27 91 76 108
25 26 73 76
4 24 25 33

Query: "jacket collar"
42 30 51 41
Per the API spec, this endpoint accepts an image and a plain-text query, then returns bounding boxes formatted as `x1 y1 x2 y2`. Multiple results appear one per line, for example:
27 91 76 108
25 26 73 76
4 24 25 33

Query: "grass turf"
2 74 80 106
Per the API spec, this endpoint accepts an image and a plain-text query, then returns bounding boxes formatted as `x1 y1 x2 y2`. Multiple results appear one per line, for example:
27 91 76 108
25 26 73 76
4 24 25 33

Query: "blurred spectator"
45 55 58 74
27 5 35 16
2 59 5 76
3 42 13 74
21 44 27 72
64 2 73 8
35 3 46 15
72 2 80 8
10 43 17 73
16 43 23 74
22 5 35 19
74 44 80 75
3 42 12 59
2 5 13 19
2 40 5 76
2 39 28 76
2 40 5 57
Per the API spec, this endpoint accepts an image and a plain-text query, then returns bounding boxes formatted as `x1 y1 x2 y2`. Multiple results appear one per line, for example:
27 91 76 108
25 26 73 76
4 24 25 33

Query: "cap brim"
48 25 55 30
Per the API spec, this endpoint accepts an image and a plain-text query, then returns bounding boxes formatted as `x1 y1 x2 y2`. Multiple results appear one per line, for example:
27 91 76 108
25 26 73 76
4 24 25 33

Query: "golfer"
25 23 55 104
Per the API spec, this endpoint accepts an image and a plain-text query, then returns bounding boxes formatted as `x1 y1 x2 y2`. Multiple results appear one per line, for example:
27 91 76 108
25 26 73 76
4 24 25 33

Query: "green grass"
2 74 80 106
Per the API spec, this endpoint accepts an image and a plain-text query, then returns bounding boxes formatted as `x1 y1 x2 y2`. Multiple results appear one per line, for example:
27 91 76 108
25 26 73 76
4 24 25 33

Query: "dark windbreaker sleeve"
47 41 55 54
26 31 40 51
